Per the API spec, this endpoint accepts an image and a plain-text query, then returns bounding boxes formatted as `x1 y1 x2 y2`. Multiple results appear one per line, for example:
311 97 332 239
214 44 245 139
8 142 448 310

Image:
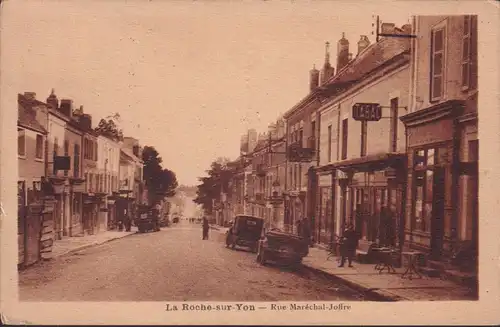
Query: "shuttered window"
430 26 446 101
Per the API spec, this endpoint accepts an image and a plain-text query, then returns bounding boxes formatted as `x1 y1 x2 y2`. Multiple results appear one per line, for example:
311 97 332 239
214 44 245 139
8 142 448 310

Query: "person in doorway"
202 217 210 240
339 223 359 268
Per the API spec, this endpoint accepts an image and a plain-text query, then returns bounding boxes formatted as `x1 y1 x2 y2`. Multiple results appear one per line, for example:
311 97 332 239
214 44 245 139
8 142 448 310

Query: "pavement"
19 222 365 301
210 224 476 301
49 227 138 259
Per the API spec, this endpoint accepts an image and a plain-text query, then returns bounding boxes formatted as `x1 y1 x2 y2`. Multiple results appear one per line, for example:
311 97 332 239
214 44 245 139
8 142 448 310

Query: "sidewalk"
49 227 137 259
302 247 477 301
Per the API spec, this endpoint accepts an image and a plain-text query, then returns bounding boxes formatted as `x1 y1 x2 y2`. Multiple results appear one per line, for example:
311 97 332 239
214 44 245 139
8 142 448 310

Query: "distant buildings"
17 90 149 268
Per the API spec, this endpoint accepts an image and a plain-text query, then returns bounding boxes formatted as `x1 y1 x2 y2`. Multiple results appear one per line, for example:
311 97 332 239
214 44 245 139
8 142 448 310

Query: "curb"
52 232 137 259
301 262 406 301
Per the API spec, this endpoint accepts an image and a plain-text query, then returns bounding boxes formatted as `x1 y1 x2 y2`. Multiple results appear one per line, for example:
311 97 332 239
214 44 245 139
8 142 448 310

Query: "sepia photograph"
1 0 498 325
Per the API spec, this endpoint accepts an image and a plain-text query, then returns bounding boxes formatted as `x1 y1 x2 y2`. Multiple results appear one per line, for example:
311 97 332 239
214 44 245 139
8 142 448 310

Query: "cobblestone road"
19 221 365 301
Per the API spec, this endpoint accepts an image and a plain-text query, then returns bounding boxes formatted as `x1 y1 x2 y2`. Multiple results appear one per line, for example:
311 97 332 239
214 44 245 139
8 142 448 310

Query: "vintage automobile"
256 229 309 266
135 205 160 233
225 215 264 252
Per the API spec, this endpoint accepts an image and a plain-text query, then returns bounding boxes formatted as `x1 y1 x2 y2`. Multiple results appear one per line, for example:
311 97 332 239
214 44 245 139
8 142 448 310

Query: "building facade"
314 26 411 247
96 134 122 230
17 93 48 266
400 15 478 265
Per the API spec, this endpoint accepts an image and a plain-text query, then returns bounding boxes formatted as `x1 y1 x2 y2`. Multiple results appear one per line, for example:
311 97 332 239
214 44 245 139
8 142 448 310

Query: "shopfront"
318 153 407 249
400 100 466 260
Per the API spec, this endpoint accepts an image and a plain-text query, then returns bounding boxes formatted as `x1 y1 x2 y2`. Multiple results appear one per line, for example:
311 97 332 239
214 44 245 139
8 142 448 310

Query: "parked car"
135 205 160 233
225 215 264 253
256 229 309 267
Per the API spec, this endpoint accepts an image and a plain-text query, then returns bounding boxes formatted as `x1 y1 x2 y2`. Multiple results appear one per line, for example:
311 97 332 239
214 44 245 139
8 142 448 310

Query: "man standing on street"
202 217 209 240
339 223 359 268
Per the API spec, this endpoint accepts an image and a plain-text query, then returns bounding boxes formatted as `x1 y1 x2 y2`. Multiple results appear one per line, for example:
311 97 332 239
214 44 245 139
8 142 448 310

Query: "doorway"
431 167 445 259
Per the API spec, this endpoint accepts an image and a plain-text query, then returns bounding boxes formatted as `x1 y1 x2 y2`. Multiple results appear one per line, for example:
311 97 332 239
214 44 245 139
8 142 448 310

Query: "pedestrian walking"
338 223 359 268
202 217 209 240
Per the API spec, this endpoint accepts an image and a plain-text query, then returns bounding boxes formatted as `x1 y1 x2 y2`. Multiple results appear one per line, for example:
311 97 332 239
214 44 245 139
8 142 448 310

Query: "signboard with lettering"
352 103 382 121
54 156 71 171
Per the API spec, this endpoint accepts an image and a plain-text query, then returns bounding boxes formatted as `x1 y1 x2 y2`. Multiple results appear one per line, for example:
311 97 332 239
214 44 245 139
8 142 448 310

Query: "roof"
17 97 47 134
120 147 142 163
328 36 410 85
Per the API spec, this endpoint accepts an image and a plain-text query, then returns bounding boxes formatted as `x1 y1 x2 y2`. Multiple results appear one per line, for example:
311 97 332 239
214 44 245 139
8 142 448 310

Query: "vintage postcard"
1 0 499 325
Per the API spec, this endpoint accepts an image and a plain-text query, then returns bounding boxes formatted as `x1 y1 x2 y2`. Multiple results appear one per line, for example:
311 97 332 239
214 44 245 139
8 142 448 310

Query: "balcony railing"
287 136 316 163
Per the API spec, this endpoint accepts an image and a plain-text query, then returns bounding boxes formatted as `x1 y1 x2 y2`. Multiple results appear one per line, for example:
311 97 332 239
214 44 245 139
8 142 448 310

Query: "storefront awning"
316 152 407 173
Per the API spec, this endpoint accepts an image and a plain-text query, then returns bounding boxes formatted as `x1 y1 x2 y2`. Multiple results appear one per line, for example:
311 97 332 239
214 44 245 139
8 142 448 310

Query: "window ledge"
35 157 44 162
18 155 27 160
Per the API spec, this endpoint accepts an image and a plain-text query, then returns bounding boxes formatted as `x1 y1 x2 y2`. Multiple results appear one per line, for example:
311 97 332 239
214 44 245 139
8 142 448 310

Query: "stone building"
314 26 411 247
400 15 478 268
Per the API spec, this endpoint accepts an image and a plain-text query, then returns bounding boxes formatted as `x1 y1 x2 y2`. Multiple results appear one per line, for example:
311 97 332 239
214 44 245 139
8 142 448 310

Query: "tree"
94 118 123 141
142 145 178 203
193 157 234 215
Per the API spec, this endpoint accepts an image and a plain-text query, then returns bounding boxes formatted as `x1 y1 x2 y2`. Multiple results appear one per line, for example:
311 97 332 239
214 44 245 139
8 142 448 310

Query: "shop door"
431 167 445 259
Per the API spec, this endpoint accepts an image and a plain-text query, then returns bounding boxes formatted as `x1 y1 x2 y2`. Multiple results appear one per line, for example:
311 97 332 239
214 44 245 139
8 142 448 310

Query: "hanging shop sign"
352 103 382 121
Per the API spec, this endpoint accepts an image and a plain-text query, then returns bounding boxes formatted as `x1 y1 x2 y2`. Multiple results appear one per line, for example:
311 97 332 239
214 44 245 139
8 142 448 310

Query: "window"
299 129 303 147
35 134 44 160
64 140 69 177
430 25 446 101
327 125 332 162
462 15 478 90
390 98 399 152
412 148 438 232
94 141 98 161
18 129 26 157
360 121 367 157
298 164 302 189
73 143 80 178
53 137 59 156
341 119 348 160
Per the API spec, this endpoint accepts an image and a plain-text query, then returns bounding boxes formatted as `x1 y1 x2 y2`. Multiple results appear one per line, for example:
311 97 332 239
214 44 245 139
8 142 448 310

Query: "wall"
411 16 477 112
319 62 410 165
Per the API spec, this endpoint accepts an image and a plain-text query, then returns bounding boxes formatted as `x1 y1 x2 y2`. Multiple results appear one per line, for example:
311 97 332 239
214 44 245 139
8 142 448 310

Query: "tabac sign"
352 103 382 121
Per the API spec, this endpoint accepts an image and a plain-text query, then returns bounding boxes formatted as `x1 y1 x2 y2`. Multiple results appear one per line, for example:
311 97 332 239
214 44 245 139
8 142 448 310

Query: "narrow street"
19 220 364 301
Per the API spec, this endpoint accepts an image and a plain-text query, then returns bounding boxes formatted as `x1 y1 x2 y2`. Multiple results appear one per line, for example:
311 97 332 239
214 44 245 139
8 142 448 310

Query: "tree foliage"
193 157 234 215
94 118 123 142
142 145 178 203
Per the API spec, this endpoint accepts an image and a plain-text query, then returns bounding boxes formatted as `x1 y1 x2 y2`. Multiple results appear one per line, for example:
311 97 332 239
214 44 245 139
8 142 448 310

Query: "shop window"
412 147 437 232
430 24 446 101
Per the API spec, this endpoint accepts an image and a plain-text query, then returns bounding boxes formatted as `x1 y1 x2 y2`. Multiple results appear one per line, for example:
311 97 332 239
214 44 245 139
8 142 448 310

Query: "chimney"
59 99 74 118
336 32 350 73
46 88 59 109
80 114 92 130
381 22 396 35
320 42 335 85
357 35 370 56
24 92 36 101
401 24 412 34
309 65 320 91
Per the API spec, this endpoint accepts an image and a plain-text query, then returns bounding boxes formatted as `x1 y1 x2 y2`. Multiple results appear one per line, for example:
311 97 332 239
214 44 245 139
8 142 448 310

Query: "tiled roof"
328 36 410 85
17 96 47 134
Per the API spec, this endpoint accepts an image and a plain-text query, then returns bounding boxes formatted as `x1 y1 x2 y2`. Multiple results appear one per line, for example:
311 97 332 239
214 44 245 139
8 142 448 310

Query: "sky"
2 0 412 185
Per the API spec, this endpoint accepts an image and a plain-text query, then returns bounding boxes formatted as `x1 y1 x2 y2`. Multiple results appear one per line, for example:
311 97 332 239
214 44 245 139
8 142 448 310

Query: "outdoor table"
401 251 423 280
374 248 397 274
